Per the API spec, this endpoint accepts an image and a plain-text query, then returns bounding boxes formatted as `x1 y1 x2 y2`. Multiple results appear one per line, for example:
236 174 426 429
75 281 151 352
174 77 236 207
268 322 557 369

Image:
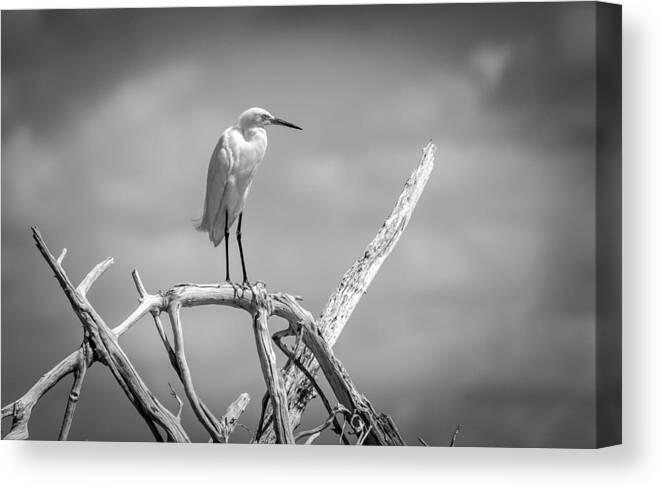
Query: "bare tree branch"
131 270 176 360
166 301 224 442
133 269 239 443
78 257 114 298
295 405 349 443
3 252 409 444
450 424 462 447
259 143 436 442
168 384 184 421
28 227 190 442
57 342 90 440
249 285 295 444
255 392 271 441
3 249 112 440
275 294 405 446
321 142 437 341
272 326 350 445
2 349 85 440
219 393 250 443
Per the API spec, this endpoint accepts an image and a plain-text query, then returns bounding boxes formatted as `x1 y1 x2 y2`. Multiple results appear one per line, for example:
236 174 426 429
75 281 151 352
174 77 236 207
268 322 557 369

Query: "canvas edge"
595 0 622 449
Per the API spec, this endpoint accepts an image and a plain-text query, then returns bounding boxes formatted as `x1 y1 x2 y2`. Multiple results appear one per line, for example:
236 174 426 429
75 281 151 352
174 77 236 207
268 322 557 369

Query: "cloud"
469 43 515 89
1 125 60 224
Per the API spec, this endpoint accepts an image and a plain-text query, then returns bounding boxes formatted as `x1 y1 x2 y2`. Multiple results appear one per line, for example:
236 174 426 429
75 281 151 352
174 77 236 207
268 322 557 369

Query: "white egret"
194 107 302 284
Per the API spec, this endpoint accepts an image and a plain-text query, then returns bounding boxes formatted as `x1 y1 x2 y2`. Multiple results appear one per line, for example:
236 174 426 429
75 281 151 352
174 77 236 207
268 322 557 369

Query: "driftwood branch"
450 424 462 447
295 404 350 444
255 391 271 441
55 256 114 440
78 257 114 297
131 269 241 442
29 228 188 442
259 142 436 443
3 278 406 444
57 342 90 440
3 143 435 444
249 286 295 444
320 142 437 339
2 349 85 440
169 384 184 420
273 294 405 446
219 393 250 443
2 249 114 440
166 302 225 442
272 327 350 444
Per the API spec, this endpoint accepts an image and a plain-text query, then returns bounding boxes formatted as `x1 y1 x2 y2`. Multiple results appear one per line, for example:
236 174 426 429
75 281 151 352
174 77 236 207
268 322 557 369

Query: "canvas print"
1 2 621 447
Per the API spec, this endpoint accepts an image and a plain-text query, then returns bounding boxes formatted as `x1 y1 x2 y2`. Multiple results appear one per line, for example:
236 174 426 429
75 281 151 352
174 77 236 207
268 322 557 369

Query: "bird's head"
238 107 303 131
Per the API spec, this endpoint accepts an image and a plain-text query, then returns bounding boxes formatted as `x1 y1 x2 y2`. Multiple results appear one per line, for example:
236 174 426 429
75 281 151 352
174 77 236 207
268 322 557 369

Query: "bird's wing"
194 131 233 245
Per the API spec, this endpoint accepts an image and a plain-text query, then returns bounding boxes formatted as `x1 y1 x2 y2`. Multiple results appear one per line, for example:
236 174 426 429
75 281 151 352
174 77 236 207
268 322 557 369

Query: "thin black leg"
237 213 249 284
224 210 230 282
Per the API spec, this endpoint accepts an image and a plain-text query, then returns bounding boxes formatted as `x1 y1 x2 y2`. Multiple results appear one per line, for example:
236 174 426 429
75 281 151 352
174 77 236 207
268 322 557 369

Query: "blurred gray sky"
2 3 598 446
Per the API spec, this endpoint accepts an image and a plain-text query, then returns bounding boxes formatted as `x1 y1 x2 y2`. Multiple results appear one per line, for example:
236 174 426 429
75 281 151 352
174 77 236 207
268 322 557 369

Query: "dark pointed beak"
270 116 303 130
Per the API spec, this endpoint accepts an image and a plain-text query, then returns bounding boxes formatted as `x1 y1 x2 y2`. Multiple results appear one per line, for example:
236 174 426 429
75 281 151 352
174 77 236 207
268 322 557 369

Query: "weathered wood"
302 329 404 445
1 282 278 441
2 278 402 445
57 343 89 440
450 424 462 447
77 257 114 298
294 405 349 443
250 289 295 444
169 384 184 420
167 302 225 442
3 252 408 445
259 143 436 443
28 227 190 442
320 142 437 343
2 250 113 440
273 294 405 446
219 393 250 443
271 327 350 445
132 269 237 443
2 349 85 440
166 287 404 445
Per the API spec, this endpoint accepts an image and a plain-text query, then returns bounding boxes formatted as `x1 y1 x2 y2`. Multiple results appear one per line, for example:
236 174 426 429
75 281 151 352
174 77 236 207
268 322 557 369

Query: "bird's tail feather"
193 203 225 247
209 211 226 247
192 214 207 232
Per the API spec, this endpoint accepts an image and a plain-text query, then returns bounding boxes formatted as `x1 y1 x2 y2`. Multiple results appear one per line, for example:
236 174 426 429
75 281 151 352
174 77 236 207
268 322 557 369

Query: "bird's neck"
242 126 267 143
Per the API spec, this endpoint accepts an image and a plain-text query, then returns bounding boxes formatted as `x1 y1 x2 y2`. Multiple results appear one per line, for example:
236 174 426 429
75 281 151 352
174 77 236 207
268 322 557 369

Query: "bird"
194 107 302 284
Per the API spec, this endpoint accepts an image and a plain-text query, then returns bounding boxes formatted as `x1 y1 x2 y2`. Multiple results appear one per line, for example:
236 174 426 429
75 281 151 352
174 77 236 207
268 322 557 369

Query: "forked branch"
250 290 295 444
27 228 188 442
259 142 436 443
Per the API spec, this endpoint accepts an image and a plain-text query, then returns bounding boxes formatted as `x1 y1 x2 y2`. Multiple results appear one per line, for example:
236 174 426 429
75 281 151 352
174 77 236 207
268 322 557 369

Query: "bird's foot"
218 279 242 300
217 276 231 288
228 281 247 301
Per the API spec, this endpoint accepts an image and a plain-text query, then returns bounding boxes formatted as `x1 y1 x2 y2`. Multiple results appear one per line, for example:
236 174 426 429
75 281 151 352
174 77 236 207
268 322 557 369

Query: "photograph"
1 1 621 448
